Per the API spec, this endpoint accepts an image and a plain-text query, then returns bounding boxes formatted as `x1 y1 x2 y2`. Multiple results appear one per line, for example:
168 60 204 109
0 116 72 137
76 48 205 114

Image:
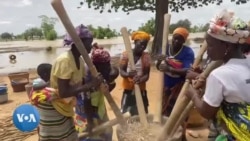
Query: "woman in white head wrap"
185 9 250 141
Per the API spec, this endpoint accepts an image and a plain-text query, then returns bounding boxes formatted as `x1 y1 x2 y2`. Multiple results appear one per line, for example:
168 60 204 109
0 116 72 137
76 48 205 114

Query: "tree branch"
80 0 250 14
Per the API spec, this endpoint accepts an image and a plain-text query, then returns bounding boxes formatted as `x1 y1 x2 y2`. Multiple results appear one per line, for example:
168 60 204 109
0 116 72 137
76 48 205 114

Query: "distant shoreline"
0 33 205 53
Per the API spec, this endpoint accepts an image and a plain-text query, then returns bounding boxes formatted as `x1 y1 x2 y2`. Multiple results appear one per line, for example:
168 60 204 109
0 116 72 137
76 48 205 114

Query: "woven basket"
8 72 29 92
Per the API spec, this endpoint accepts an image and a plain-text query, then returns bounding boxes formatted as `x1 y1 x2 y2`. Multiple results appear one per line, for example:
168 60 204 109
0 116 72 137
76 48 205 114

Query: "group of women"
29 8 250 141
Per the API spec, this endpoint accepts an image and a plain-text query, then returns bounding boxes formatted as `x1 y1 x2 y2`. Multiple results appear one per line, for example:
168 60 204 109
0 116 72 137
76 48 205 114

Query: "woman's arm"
137 66 150 83
57 79 92 98
185 73 222 119
168 67 189 76
119 60 129 78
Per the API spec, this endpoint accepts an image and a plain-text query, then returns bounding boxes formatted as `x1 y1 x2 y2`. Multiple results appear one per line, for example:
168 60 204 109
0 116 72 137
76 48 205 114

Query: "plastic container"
0 85 8 104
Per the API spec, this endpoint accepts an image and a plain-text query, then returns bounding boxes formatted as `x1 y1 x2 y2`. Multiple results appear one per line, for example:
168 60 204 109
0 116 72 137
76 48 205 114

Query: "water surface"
0 42 205 74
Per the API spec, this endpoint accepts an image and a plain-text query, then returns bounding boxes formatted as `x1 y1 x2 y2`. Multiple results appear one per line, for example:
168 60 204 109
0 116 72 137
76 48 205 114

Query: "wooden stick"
51 0 127 127
78 112 131 138
158 61 223 141
192 41 207 68
153 13 171 124
169 101 194 137
120 27 148 127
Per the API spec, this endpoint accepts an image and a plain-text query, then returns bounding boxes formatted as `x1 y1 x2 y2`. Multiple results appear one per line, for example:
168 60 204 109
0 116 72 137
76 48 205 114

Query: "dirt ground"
0 67 209 141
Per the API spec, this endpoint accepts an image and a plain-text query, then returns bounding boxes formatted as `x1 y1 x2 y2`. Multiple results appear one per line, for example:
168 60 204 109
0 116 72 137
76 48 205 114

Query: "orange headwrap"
131 31 150 41
173 27 189 41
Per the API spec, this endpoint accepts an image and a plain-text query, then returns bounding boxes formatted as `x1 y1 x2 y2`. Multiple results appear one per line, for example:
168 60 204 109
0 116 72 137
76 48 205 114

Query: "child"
30 63 58 106
75 44 119 141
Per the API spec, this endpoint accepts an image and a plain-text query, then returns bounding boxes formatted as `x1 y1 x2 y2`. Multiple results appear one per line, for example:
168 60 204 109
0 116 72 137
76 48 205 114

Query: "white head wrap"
207 9 250 44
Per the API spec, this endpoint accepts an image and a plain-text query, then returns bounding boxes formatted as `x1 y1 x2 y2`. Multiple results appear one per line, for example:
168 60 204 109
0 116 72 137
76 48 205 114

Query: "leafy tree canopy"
39 15 58 40
0 32 12 40
79 0 249 14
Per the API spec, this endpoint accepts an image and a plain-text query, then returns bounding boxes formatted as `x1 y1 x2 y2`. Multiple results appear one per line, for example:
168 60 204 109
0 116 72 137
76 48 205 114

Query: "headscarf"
91 44 111 63
32 78 47 88
207 9 250 44
63 24 93 46
131 31 151 41
173 27 189 41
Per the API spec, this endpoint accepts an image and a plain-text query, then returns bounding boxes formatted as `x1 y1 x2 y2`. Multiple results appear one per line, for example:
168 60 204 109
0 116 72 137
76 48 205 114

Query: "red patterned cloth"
91 45 111 63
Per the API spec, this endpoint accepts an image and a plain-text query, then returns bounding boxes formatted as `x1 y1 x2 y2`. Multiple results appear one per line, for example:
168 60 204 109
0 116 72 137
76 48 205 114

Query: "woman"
75 45 119 141
156 27 195 117
185 9 250 141
36 24 103 141
119 31 151 116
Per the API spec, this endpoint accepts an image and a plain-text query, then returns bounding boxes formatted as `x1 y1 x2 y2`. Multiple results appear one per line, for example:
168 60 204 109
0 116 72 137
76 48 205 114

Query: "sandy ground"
0 66 209 141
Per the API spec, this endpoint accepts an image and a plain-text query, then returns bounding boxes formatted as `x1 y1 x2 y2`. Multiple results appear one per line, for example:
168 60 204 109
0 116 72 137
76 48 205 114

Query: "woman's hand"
185 85 196 100
89 74 104 88
127 70 137 78
133 75 142 84
185 85 201 100
155 54 167 61
159 63 172 72
186 70 200 80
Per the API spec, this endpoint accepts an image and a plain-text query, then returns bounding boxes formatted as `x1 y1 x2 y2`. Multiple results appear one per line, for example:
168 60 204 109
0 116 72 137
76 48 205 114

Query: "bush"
46 30 57 40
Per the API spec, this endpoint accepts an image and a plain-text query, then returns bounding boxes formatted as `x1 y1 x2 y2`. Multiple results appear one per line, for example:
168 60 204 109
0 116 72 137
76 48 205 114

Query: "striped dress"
31 88 78 141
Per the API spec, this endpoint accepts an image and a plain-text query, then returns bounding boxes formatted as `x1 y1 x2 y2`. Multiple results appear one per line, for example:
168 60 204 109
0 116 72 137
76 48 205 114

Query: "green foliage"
87 25 118 39
39 15 58 40
138 18 208 34
1 32 12 40
46 30 57 40
169 19 192 33
190 23 209 33
79 0 249 13
22 27 43 40
138 18 155 35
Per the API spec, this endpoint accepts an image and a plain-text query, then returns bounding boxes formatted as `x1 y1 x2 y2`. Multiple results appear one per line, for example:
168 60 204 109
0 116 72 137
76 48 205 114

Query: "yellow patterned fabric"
217 101 250 141
30 87 58 106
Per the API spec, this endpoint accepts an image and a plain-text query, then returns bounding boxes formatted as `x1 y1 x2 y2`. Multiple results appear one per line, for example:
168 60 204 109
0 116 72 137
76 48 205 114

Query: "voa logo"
16 113 37 123
13 104 40 132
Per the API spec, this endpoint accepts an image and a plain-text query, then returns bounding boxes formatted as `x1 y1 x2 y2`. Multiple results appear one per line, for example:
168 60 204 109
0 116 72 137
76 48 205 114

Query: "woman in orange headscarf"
156 27 195 140
156 27 194 116
119 31 151 116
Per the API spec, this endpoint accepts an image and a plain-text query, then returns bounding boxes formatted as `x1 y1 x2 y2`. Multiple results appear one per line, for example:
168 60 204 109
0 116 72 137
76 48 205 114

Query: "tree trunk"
151 0 169 56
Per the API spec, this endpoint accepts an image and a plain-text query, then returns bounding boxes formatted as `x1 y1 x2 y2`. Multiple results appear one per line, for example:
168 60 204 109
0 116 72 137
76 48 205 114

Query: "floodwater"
0 41 205 74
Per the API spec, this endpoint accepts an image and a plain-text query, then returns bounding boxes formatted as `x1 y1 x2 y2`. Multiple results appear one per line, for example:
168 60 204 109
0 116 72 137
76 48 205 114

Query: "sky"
0 0 250 36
